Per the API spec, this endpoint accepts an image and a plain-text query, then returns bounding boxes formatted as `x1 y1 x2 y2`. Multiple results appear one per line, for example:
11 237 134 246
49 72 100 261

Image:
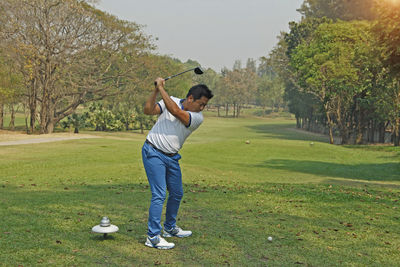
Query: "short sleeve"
157 100 166 114
187 112 203 131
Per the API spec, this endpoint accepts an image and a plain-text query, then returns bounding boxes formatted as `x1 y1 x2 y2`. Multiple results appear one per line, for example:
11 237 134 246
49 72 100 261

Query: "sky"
95 0 304 72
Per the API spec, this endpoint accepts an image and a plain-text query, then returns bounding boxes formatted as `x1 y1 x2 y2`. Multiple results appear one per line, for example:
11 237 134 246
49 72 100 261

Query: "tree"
256 75 272 113
298 0 376 21
285 18 332 60
246 58 257 74
264 31 316 129
257 76 284 113
87 102 124 131
61 112 89 133
291 21 375 144
107 54 192 134
233 60 242 71
192 67 220 113
257 57 285 114
374 0 400 145
0 0 153 134
211 78 224 117
0 52 24 130
222 65 257 118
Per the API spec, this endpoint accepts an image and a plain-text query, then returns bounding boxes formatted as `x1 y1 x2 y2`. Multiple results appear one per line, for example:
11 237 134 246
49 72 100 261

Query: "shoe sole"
145 241 175 250
162 232 192 238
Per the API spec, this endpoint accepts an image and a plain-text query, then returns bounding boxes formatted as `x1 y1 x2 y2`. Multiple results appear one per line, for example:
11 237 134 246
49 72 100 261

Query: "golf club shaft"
154 68 196 86
164 68 196 81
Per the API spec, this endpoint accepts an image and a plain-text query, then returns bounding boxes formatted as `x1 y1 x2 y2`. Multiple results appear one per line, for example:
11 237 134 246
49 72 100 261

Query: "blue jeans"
142 142 183 237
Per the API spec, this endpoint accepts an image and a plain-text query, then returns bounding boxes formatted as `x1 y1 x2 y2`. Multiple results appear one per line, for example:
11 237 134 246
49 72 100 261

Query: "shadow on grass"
322 178 400 189
251 159 400 182
344 145 400 159
0 183 167 264
176 182 400 266
90 235 117 241
1 181 400 266
246 123 330 143
0 184 149 232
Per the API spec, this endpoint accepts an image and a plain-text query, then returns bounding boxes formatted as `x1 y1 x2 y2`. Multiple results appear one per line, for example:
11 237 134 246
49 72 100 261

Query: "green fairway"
0 116 399 266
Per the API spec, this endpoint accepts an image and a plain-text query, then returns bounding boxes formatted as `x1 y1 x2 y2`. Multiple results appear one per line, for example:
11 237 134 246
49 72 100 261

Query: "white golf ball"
268 236 273 241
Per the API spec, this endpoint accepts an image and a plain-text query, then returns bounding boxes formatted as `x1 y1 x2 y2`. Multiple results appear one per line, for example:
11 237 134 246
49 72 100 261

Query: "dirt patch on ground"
0 130 99 146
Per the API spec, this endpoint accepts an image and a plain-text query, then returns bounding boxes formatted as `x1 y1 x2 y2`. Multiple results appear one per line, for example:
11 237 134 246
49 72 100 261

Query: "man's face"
186 95 209 112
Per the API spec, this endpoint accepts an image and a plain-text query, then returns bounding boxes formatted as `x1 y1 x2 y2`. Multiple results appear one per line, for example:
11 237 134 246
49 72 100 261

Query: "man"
142 77 213 249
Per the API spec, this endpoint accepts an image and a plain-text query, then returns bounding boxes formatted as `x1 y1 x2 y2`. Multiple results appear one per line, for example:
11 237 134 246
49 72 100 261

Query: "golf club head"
154 66 204 86
194 67 204 75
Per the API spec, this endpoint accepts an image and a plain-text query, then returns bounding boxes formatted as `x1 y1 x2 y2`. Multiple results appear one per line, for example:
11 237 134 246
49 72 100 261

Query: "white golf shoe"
163 226 192 238
145 235 175 250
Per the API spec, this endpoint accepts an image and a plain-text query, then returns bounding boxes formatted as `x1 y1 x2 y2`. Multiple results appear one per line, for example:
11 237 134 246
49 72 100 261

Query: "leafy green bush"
60 113 90 133
87 103 124 131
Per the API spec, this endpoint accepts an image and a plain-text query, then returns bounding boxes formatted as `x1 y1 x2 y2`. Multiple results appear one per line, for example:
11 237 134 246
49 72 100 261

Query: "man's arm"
155 77 190 126
144 87 161 115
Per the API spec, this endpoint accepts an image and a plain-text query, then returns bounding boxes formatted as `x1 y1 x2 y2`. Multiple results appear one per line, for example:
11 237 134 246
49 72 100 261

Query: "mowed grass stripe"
0 116 399 266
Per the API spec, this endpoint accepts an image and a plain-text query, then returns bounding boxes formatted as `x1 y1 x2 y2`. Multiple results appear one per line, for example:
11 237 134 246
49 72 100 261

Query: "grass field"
0 115 399 266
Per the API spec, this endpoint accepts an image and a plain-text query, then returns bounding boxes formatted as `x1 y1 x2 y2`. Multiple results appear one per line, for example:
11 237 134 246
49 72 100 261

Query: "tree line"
1 0 399 147
268 0 400 146
0 0 285 135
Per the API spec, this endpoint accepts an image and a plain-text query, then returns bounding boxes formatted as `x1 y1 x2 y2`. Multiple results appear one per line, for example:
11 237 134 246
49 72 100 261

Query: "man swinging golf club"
142 77 213 249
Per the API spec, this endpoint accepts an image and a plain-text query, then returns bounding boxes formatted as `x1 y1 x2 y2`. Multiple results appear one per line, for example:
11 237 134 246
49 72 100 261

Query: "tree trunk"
24 103 29 134
225 104 229 117
338 110 350 145
335 98 349 145
46 103 57 134
368 120 376 143
29 79 37 134
355 108 364 144
40 104 48 134
30 107 36 134
140 121 144 134
306 118 311 131
46 121 55 134
0 103 3 129
217 105 220 117
310 120 316 132
41 95 59 134
366 121 371 143
395 82 400 146
341 129 350 145
233 104 236 118
378 122 385 143
328 125 334 145
9 105 15 131
236 104 240 118
325 110 334 144
296 116 301 128
394 118 400 146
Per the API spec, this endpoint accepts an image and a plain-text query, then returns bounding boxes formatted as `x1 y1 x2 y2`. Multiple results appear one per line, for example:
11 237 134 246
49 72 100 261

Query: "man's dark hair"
186 84 213 100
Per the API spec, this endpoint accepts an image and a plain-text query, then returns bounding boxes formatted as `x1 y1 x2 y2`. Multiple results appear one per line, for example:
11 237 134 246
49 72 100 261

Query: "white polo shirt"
146 96 203 154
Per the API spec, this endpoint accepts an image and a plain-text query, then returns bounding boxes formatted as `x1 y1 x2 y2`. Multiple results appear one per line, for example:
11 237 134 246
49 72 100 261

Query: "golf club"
154 66 204 86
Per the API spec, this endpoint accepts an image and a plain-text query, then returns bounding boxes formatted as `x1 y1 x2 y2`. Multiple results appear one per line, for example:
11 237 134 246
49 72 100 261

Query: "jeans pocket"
142 144 150 158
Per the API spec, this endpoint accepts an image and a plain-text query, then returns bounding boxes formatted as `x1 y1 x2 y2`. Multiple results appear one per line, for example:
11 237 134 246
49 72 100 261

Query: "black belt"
145 139 177 157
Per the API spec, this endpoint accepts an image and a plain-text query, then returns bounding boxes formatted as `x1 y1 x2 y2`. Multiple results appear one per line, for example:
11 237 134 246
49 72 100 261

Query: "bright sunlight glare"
386 0 400 5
